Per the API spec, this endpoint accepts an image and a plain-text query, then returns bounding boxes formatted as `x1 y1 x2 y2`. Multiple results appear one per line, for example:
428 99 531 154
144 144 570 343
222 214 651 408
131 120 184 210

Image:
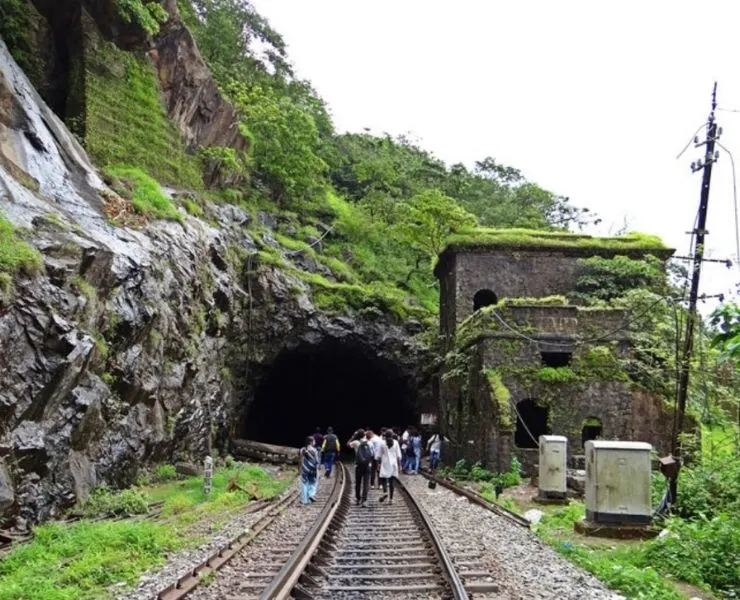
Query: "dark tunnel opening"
243 339 419 450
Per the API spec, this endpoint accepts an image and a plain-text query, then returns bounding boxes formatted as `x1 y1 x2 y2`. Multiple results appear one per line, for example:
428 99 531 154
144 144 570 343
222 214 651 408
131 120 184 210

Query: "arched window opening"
581 417 603 446
514 398 550 448
473 289 498 311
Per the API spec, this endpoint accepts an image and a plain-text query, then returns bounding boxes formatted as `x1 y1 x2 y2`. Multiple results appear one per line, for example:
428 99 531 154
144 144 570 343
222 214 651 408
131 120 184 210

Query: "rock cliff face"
0 29 429 529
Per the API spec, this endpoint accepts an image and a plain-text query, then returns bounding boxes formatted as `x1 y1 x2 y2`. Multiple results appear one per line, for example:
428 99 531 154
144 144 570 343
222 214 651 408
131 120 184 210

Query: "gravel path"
112 483 298 600
401 475 624 600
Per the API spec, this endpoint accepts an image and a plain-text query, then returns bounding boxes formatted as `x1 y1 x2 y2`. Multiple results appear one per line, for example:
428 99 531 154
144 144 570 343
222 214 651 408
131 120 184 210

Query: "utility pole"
670 82 720 504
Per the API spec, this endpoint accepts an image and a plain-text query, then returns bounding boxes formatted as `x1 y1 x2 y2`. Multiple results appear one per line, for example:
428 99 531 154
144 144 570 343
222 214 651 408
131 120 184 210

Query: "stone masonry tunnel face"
243 339 418 448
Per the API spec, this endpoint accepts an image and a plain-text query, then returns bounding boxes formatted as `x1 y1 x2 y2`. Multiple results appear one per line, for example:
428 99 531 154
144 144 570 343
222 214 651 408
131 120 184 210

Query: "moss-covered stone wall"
81 9 203 187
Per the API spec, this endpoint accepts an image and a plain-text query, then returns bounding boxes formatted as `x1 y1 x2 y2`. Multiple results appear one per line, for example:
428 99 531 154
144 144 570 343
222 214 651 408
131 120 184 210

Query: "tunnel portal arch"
242 338 419 448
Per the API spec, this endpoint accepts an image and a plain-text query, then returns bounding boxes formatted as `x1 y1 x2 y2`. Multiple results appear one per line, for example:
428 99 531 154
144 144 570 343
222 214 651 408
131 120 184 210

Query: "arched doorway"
581 417 603 447
514 398 550 448
473 289 498 311
242 339 418 447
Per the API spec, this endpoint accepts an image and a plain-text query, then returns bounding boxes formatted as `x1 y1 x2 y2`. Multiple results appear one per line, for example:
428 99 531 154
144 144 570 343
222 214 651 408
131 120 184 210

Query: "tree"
395 189 477 261
710 302 740 361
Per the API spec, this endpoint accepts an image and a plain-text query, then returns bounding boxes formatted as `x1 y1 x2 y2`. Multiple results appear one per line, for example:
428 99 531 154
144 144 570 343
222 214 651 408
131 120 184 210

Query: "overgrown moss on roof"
439 228 670 259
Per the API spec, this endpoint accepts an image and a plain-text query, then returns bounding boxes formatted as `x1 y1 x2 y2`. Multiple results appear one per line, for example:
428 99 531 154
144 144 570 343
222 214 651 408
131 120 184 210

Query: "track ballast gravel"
401 475 625 600
112 485 296 600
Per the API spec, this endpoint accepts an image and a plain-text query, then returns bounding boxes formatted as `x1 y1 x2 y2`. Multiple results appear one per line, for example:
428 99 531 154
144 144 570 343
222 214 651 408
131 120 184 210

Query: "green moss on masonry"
484 368 513 430
84 33 203 188
536 366 580 383
0 0 46 92
443 228 668 254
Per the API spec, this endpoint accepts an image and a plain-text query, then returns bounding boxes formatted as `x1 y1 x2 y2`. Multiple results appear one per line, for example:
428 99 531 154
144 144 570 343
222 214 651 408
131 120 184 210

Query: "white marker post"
203 455 213 496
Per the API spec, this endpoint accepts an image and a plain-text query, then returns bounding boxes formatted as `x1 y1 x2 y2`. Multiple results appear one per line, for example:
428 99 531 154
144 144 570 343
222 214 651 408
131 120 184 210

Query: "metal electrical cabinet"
538 435 567 499
584 440 652 525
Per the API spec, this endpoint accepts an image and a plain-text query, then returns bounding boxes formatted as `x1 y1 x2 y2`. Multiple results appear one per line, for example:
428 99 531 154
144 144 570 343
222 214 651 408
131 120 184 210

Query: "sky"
251 0 740 310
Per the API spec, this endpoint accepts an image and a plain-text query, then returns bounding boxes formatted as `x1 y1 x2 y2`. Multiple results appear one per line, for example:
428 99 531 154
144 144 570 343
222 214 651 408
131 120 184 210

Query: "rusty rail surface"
156 487 300 600
420 470 531 528
256 462 347 600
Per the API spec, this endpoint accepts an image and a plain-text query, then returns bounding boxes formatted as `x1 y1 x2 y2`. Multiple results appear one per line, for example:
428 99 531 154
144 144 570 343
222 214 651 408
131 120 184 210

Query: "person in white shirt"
426 431 446 472
367 429 383 489
378 431 402 504
401 427 411 473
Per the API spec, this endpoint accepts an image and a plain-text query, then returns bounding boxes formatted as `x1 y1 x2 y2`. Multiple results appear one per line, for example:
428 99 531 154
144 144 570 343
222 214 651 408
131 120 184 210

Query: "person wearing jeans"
410 430 422 474
427 431 444 472
348 429 371 506
299 436 319 504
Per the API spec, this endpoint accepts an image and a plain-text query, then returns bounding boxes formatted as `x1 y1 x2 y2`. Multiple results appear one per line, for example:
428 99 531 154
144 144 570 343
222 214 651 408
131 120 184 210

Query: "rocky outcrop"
0 36 429 528
151 15 249 171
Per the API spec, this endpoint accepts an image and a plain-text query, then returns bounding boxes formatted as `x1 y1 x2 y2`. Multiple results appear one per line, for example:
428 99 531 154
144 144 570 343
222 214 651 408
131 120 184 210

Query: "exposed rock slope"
0 33 429 527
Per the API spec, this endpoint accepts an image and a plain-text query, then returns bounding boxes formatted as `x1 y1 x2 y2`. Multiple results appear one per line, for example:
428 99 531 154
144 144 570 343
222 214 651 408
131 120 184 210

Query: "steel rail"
156 488 300 600
420 470 531 528
395 475 470 600
257 463 347 600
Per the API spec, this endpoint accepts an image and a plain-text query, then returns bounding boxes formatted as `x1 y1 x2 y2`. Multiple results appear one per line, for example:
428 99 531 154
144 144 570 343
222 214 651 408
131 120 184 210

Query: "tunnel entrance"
243 339 418 449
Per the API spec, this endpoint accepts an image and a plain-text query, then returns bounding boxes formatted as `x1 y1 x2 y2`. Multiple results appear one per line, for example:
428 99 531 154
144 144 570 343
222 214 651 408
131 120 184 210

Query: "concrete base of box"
574 518 659 540
533 490 568 505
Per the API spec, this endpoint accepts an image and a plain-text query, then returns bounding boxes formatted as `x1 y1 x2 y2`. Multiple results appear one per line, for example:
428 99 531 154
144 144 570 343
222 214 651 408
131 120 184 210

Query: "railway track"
264 463 470 600
183 467 343 600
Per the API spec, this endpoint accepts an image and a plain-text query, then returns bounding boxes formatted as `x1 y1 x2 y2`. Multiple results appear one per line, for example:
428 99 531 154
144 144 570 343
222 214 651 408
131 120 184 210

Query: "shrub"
105 166 182 222
153 464 177 482
645 514 740 596
82 485 149 517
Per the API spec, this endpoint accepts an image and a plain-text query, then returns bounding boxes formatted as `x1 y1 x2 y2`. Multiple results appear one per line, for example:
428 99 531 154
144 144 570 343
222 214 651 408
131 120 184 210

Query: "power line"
714 140 740 275
486 294 669 350
677 123 711 160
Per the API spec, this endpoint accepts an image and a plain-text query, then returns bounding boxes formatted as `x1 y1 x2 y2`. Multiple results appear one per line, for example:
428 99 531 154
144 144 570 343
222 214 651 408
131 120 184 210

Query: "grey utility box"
584 440 652 525
538 435 567 499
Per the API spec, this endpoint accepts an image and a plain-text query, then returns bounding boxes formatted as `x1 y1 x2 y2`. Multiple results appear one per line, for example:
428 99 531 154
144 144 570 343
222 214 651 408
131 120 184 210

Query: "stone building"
433 230 678 472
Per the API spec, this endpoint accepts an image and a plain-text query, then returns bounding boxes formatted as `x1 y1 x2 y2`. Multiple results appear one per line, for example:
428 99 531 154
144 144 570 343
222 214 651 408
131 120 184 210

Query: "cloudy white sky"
252 0 740 309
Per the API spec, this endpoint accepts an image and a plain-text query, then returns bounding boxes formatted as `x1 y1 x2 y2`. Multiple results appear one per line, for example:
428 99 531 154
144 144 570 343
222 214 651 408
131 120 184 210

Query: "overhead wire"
714 141 740 277
486 293 669 350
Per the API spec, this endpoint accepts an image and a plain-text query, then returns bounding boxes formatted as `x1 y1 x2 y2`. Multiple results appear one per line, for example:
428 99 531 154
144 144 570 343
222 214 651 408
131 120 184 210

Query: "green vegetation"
437 458 521 493
536 366 580 383
484 368 513 429
0 0 45 89
0 520 181 600
84 35 202 188
444 229 667 254
0 463 293 600
0 212 43 302
0 214 43 277
152 463 177 482
105 166 182 222
80 486 149 518
116 0 169 36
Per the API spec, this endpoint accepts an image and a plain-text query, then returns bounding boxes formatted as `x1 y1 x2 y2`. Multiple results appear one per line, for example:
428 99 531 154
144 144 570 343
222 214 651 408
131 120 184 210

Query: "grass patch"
182 198 204 218
0 213 43 277
0 463 294 600
105 166 182 222
0 521 182 600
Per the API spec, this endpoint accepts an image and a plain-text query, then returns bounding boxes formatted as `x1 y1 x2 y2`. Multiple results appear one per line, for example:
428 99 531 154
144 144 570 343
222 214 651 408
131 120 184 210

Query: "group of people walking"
298 425 446 506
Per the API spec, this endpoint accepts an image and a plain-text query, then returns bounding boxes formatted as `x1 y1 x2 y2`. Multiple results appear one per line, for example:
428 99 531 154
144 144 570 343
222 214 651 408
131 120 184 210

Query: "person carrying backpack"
321 426 340 478
299 436 319 505
348 429 372 507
